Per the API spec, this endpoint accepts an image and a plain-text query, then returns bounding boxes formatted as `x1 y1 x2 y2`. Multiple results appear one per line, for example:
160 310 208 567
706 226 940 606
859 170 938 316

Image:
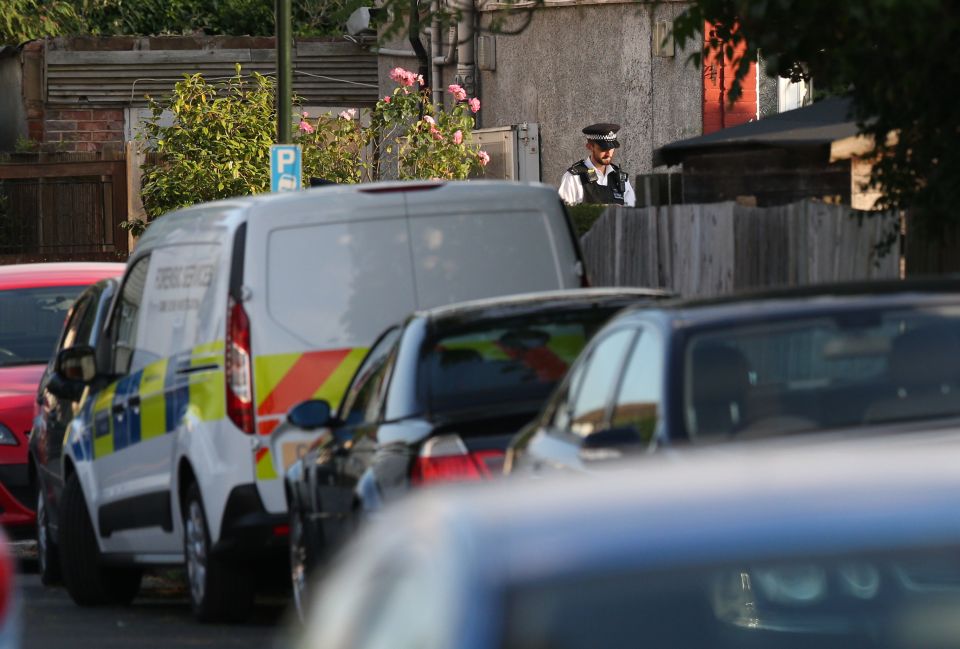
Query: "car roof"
416 288 672 327
616 277 960 328
0 262 126 290
382 429 960 584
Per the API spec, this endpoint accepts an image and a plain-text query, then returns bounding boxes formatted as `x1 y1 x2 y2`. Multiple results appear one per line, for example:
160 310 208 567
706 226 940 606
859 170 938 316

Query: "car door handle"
111 403 125 414
128 395 141 413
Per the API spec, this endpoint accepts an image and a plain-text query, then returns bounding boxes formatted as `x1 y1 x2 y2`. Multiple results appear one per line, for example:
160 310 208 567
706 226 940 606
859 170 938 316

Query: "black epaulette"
568 161 598 184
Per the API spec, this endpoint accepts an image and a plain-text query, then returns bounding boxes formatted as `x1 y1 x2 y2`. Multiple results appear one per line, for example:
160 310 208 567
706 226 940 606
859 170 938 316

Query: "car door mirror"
55 346 98 384
579 426 647 461
287 399 334 430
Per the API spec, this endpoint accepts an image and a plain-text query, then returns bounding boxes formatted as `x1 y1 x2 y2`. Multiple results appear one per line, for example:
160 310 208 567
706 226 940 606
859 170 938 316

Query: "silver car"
296 430 960 649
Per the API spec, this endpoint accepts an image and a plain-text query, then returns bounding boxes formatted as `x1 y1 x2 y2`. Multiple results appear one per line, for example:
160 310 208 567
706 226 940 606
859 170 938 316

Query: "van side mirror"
287 399 334 430
46 371 85 401
56 346 98 384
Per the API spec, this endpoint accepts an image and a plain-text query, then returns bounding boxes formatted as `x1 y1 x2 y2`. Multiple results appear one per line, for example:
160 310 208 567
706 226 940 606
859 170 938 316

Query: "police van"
53 180 588 621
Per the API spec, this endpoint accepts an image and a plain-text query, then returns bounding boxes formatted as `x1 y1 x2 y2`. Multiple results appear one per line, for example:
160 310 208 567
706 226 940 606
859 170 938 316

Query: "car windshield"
0 285 83 366
502 547 960 649
682 305 960 439
423 309 616 414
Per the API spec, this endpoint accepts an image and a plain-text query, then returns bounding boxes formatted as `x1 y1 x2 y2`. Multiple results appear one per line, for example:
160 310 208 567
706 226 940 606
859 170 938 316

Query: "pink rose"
301 111 309 118
431 127 443 141
478 150 490 166
389 67 420 87
423 115 436 125
468 97 480 113
383 95 391 103
298 120 314 134
447 84 467 101
453 129 463 145
339 109 357 120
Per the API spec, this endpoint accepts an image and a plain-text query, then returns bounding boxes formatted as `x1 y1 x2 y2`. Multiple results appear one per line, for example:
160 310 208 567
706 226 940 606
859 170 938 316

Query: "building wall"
43 108 126 154
702 21 757 134
475 2 702 186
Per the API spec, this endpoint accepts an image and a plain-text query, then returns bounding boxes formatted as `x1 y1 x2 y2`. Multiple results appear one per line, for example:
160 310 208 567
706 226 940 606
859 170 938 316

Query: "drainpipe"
451 0 476 97
431 0 443 105
408 0 431 88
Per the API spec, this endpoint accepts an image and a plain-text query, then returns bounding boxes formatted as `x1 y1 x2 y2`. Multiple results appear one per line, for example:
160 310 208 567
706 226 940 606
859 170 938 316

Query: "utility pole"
276 0 293 143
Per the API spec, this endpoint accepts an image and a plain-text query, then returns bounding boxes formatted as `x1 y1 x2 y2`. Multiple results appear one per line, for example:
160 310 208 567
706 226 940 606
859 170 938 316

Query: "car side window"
609 326 663 444
548 355 589 432
566 328 636 437
340 328 401 425
111 256 150 375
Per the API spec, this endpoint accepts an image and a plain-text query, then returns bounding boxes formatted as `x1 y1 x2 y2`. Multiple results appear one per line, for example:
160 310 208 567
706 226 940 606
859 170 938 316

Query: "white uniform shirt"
558 157 636 207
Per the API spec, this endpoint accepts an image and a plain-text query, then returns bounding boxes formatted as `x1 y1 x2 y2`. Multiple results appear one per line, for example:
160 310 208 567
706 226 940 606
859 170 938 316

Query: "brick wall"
702 21 758 135
43 108 125 154
19 41 126 154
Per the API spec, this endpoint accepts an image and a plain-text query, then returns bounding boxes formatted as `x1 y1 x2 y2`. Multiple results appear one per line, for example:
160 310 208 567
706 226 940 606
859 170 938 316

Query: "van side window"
112 256 150 375
60 293 93 351
340 328 401 425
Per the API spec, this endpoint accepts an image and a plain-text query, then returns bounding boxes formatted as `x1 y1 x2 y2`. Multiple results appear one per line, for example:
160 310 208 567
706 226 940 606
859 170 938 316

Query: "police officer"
558 123 636 207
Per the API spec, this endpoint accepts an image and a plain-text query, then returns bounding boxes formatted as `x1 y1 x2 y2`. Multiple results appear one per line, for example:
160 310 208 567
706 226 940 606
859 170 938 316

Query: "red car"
0 262 124 536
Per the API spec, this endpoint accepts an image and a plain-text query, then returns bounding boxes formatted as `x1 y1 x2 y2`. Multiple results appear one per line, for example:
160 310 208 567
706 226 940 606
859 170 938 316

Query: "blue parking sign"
270 144 302 193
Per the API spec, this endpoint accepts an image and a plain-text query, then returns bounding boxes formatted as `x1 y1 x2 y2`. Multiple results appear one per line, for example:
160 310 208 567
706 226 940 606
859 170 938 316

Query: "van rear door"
244 192 415 512
405 184 583 308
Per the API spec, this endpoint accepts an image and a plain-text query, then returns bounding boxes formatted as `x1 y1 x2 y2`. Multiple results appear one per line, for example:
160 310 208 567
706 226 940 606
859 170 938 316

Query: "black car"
279 288 669 617
28 277 118 585
506 279 960 475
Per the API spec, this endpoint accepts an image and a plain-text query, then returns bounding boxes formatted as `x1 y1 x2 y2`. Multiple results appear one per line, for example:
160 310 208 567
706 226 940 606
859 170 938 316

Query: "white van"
53 180 587 621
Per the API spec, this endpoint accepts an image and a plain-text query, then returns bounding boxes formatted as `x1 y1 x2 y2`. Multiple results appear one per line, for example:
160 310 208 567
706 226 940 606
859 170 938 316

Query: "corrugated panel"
45 42 379 107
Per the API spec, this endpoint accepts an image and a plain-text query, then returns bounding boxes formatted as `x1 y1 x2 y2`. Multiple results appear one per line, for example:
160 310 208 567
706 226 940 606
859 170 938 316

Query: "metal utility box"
470 123 541 182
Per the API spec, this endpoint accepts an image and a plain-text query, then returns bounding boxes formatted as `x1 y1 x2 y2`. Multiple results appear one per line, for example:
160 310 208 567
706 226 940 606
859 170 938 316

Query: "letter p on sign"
270 144 302 193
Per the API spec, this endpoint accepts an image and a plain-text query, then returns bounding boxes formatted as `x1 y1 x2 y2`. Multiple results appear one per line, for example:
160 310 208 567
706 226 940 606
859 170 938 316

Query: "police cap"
583 123 621 150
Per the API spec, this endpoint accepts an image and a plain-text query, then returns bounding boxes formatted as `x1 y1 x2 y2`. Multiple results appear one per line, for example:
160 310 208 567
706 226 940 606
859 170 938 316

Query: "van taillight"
225 296 254 435
410 434 504 485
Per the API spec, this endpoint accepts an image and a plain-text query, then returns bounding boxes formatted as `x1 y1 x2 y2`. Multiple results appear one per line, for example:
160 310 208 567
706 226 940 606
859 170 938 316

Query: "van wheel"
59 473 142 605
183 483 254 623
36 484 61 585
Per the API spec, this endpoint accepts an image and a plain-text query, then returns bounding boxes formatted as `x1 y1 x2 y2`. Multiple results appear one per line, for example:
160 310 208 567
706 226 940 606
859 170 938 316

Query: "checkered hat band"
586 132 617 141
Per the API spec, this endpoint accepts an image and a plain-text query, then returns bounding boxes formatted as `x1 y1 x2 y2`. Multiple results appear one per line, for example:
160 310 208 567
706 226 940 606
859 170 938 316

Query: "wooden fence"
0 154 128 264
581 200 901 298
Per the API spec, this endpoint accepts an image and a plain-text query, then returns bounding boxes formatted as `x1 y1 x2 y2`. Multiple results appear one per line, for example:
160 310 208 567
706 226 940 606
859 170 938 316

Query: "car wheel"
36 485 61 585
289 508 311 623
59 473 142 606
183 483 254 623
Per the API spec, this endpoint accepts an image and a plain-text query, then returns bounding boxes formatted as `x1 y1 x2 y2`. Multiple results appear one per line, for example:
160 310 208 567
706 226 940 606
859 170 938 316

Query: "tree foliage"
134 67 486 234
671 0 960 230
1 0 360 43
0 0 84 44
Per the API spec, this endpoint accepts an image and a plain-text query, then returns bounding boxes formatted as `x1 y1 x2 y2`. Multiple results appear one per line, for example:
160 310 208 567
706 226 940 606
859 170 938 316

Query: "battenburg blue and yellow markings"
87 342 226 459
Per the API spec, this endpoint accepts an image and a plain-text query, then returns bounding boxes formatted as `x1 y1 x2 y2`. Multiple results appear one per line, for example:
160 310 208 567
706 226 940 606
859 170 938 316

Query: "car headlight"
838 562 881 599
0 424 18 446
754 565 827 605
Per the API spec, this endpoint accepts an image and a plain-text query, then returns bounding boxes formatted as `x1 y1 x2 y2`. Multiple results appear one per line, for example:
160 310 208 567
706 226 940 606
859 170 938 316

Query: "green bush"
567 203 606 237
133 67 488 235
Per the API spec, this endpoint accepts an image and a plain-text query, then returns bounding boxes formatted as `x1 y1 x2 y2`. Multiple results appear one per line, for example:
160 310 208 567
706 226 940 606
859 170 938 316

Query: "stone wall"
476 1 702 185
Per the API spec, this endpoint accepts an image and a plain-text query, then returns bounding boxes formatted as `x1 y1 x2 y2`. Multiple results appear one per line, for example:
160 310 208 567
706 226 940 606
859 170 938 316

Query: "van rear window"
409 211 564 309
266 221 417 348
